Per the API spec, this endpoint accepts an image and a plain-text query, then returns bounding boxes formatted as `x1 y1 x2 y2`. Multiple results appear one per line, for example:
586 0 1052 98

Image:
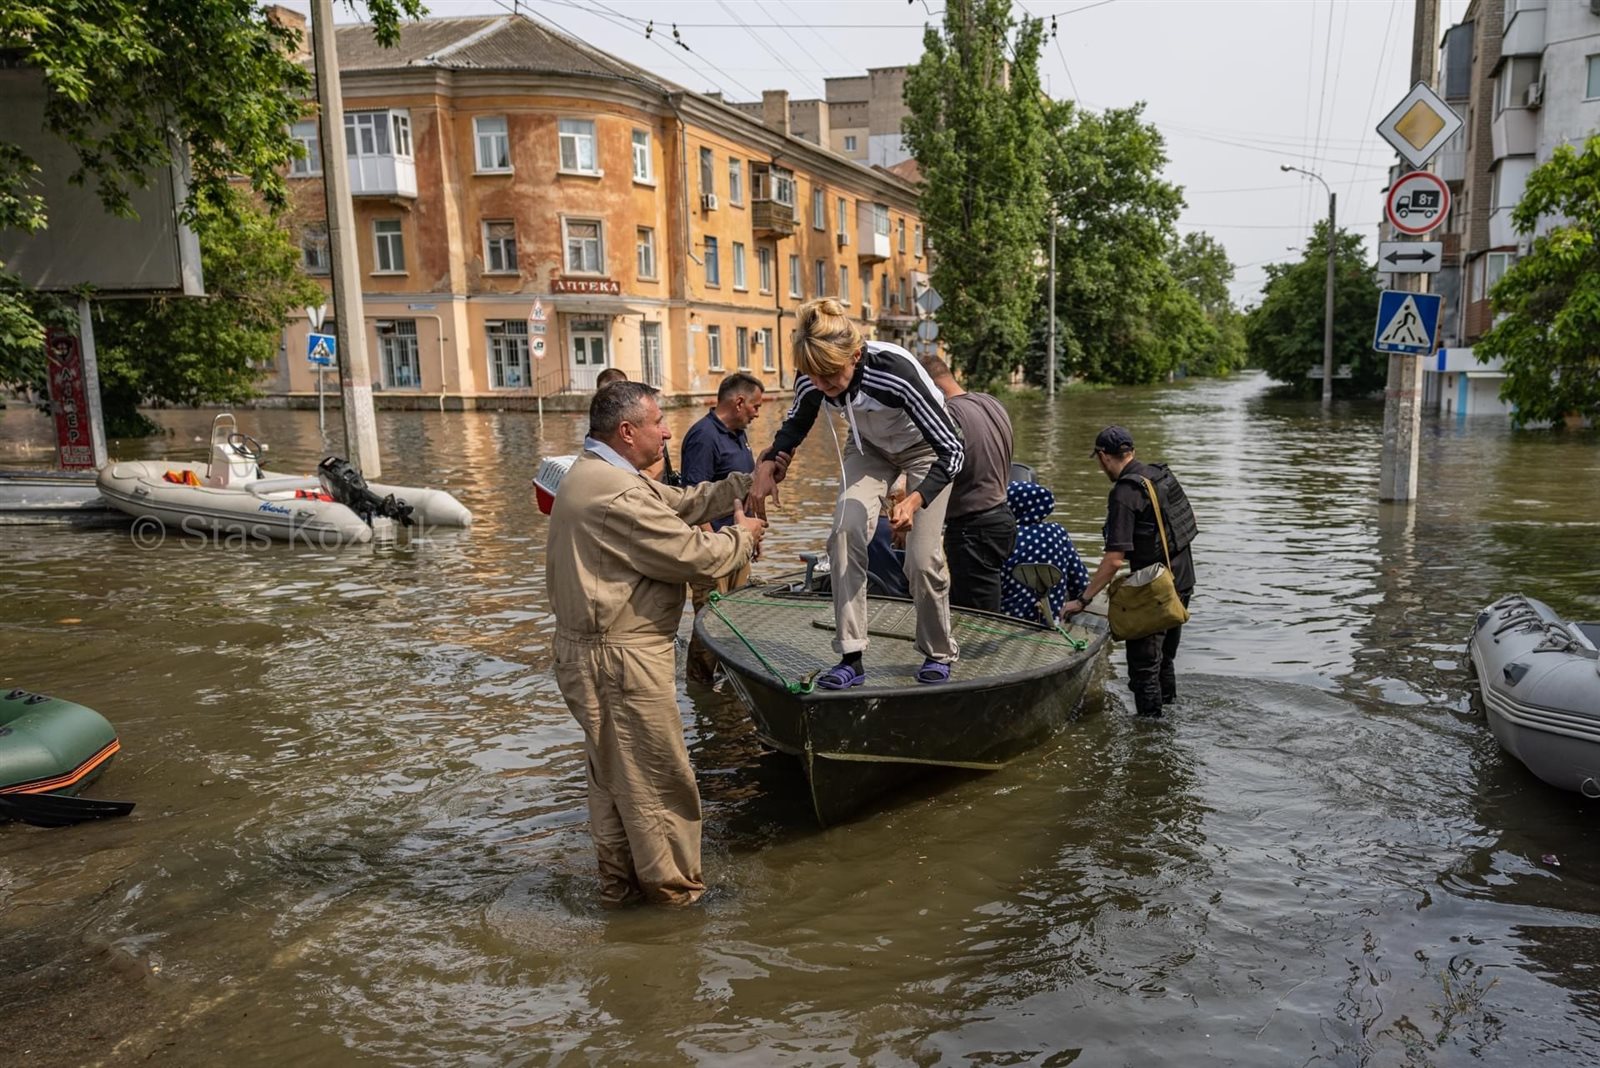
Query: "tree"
1476 136 1600 426
904 0 1049 389
1028 101 1187 385
0 1 422 416
1246 221 1383 396
1168 231 1248 376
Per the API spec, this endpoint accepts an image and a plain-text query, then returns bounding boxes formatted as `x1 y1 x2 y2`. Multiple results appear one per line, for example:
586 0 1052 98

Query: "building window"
301 224 329 274
1485 251 1512 296
881 271 889 309
475 116 510 171
862 271 871 310
899 276 909 310
915 224 924 257
345 111 387 156
563 218 604 274
812 188 826 230
729 158 744 205
844 134 858 152
789 254 802 298
373 219 405 273
486 320 530 389
289 120 320 176
558 118 599 173
636 227 657 280
705 236 720 286
1496 56 1541 114
391 112 412 157
897 217 906 253
483 220 517 273
707 325 723 371
732 241 747 289
736 326 750 370
814 258 826 296
1588 55 1600 99
757 246 773 293
632 128 652 182
699 146 715 197
640 322 663 387
839 264 850 304
753 163 795 207
837 197 848 239
377 319 420 389
868 203 890 238
760 327 776 371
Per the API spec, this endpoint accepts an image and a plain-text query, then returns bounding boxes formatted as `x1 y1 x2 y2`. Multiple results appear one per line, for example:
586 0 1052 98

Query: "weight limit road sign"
1385 171 1450 236
1378 240 1443 274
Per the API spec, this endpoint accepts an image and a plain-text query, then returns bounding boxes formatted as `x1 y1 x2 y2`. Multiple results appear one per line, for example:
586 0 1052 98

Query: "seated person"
1000 481 1090 624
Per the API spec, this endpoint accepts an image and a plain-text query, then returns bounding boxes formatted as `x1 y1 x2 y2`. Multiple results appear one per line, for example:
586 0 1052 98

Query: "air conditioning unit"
1525 78 1543 108
837 232 850 248
700 193 719 211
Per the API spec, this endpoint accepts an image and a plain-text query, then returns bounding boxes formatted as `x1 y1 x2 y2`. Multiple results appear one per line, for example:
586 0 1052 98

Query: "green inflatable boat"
0 689 133 826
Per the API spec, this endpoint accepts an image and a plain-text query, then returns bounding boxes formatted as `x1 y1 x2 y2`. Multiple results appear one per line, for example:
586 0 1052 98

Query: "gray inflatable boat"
1469 594 1600 796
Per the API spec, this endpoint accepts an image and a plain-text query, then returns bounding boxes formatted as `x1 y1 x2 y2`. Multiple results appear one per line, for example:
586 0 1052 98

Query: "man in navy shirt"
683 372 766 682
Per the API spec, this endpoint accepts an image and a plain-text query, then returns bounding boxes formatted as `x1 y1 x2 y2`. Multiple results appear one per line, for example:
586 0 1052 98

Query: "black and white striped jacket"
761 341 964 505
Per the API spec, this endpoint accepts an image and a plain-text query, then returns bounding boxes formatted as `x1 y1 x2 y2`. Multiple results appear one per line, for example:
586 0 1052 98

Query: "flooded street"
4 371 1600 1065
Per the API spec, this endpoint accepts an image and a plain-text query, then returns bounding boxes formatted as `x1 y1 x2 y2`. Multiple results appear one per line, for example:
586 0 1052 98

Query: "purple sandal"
816 662 865 690
917 659 952 684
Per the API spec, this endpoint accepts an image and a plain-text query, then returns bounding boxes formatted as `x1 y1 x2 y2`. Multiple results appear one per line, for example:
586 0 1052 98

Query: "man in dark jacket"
1063 426 1197 718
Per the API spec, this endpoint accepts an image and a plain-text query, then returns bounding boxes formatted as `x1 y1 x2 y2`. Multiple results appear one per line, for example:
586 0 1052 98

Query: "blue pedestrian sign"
1372 290 1442 355
307 332 337 367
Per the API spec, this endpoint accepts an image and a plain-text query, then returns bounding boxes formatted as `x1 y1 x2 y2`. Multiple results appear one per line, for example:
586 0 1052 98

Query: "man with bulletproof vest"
1062 426 1198 718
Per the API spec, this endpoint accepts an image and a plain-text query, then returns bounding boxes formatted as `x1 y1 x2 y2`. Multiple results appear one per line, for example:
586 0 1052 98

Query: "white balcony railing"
348 155 417 198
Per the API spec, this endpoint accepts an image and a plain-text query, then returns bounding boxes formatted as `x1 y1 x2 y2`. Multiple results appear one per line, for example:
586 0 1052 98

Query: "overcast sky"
305 0 1473 306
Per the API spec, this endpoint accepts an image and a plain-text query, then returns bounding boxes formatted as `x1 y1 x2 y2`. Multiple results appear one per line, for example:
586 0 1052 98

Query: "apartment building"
1418 0 1600 417
728 67 913 167
269 10 929 407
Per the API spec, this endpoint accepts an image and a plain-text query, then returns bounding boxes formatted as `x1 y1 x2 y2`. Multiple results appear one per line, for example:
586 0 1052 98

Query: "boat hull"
696 587 1111 824
97 460 374 544
0 470 121 525
1469 594 1600 796
0 688 120 800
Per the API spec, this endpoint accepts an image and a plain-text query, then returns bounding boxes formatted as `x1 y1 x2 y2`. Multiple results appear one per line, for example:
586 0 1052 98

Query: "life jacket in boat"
1117 462 1197 554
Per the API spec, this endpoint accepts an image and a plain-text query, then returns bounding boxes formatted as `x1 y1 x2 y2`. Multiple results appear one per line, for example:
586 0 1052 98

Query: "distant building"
1416 0 1600 418
267 9 930 408
727 67 913 168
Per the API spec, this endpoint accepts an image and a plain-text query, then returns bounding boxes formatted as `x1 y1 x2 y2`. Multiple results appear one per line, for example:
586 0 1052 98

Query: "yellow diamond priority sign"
1377 82 1463 169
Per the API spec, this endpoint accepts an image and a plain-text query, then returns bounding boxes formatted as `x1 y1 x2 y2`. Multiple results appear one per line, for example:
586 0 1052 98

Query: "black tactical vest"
1118 462 1198 554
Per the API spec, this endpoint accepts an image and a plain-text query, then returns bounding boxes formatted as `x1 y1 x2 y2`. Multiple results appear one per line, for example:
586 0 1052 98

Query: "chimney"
762 90 790 136
264 4 311 62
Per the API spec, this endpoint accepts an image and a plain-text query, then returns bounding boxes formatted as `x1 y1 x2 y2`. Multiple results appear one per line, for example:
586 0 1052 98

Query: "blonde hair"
791 298 862 377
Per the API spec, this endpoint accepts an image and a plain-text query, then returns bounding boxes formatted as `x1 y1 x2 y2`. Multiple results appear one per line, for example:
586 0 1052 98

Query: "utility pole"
311 0 382 476
1281 165 1336 408
1047 209 1056 399
1379 0 1439 502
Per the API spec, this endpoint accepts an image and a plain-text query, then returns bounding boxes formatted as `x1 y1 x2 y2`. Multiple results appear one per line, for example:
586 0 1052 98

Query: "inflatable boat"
1469 594 1600 796
533 454 577 515
97 415 472 545
0 688 133 826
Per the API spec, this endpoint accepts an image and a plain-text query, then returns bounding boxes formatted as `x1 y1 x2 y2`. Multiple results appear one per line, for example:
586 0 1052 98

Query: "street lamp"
1282 164 1336 410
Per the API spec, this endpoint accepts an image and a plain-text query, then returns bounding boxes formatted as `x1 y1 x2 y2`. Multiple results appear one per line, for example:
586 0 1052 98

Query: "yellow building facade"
273 13 930 408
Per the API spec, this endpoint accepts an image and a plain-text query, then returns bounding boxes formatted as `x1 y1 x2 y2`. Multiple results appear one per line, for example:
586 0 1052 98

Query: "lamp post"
1281 164 1336 410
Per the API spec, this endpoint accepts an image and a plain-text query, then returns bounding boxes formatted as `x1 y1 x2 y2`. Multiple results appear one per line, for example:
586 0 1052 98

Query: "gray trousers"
828 444 958 664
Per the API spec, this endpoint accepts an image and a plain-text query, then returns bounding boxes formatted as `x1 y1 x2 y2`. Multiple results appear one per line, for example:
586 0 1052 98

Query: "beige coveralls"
546 451 755 906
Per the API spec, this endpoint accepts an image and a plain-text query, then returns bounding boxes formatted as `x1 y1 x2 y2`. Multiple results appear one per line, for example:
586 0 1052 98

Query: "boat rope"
705 592 817 694
709 595 1088 652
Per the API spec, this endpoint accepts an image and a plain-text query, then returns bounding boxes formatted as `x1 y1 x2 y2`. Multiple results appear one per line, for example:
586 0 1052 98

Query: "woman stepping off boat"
746 299 964 689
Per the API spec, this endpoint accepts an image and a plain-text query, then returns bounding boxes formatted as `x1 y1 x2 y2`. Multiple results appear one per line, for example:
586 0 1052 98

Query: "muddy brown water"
3 372 1599 1065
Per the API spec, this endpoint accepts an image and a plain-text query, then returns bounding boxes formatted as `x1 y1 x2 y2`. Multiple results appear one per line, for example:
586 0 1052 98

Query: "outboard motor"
317 456 415 527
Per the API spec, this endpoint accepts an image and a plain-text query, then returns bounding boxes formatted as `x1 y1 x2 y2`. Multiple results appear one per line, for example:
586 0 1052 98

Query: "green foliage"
1025 101 1196 385
903 0 1049 390
0 0 422 394
91 190 323 436
1245 221 1383 396
1476 136 1600 426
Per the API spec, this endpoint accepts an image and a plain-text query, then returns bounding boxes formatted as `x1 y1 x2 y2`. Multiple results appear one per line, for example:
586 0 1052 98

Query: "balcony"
856 203 891 264
1489 208 1520 248
1491 107 1537 160
1500 4 1546 58
348 154 417 199
753 199 796 238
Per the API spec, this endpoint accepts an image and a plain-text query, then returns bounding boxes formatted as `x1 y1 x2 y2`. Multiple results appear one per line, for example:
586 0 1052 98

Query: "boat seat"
208 443 260 488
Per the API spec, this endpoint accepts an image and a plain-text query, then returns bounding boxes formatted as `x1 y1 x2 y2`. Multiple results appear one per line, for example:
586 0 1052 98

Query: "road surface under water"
2 371 1599 1065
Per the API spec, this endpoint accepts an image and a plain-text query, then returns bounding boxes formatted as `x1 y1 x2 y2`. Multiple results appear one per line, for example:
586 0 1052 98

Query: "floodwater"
3 371 1599 1066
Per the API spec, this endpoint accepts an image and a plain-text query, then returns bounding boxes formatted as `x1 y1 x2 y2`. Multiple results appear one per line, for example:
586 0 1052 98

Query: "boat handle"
1582 778 1600 800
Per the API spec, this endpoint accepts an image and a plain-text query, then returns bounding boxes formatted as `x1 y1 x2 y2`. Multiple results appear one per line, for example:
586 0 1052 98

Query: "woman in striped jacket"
746 298 965 688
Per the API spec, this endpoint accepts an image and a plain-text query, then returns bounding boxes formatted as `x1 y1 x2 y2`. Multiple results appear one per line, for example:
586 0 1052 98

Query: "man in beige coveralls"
547 381 765 906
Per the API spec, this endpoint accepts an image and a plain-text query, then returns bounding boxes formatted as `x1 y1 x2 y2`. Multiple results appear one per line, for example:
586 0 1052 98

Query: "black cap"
1089 425 1135 458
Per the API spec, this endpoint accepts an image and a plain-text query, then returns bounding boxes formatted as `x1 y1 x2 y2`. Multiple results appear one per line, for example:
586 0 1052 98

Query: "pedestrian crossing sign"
307 332 337 367
1372 290 1442 356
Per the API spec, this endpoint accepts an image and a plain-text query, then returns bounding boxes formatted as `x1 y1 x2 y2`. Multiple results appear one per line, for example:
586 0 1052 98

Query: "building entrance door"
569 320 608 391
